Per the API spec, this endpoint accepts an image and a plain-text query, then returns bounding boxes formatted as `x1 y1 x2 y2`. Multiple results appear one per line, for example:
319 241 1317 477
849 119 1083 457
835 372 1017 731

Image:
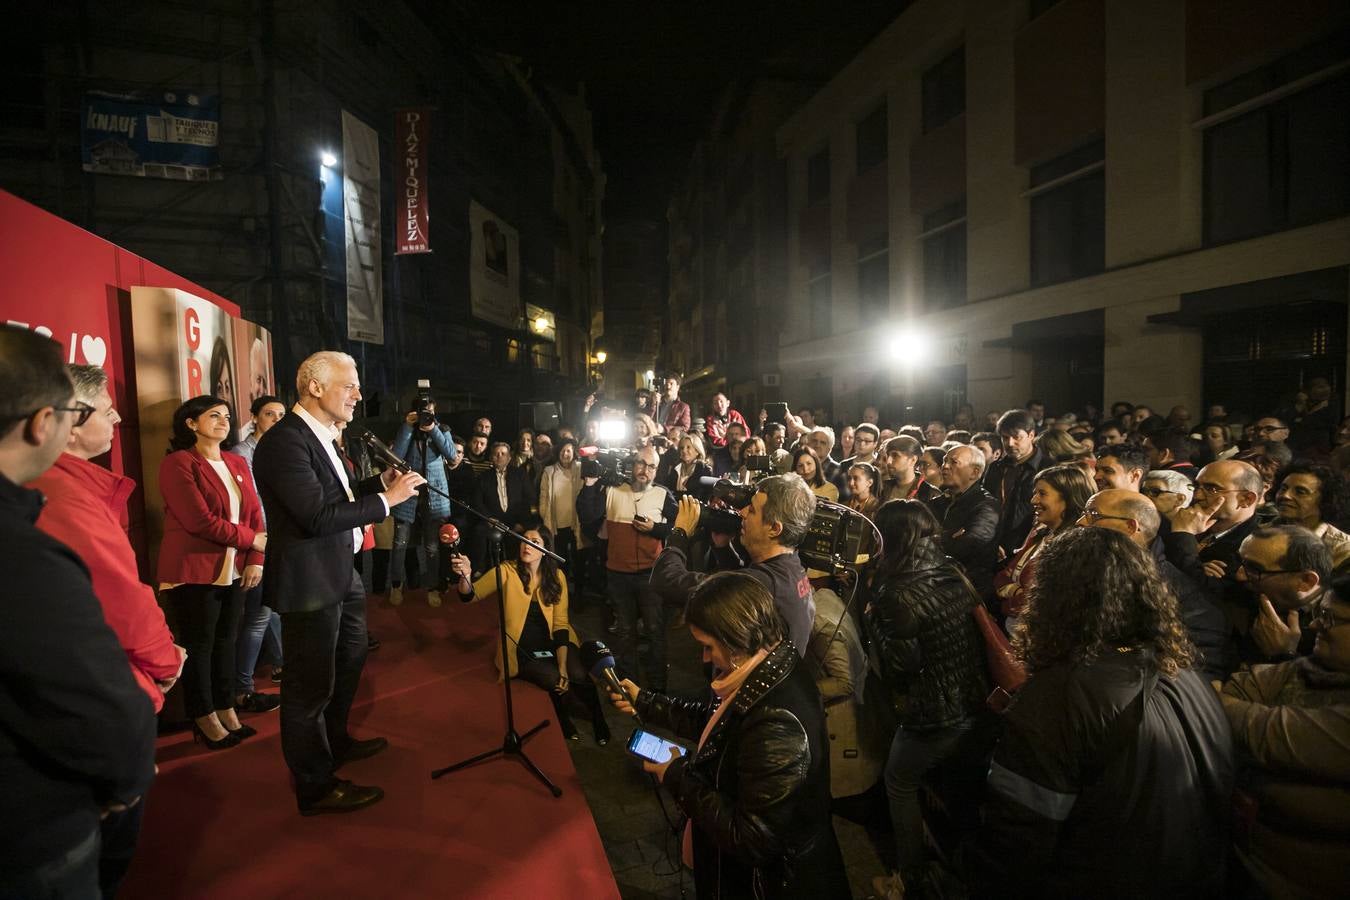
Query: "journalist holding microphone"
608 571 848 898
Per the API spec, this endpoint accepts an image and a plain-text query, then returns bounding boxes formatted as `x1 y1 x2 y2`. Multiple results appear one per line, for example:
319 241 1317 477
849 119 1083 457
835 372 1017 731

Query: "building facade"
775 0 1350 425
1 0 604 427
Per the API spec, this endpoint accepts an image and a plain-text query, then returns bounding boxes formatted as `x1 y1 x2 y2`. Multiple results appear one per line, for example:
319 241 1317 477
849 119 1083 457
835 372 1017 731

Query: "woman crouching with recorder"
609 571 848 899
449 521 610 744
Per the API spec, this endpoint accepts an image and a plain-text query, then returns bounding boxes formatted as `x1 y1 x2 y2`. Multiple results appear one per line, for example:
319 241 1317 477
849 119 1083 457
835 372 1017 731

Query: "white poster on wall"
468 199 521 331
342 110 383 344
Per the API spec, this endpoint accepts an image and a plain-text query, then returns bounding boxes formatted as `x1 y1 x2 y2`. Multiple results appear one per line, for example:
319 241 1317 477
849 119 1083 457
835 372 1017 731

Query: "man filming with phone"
577 445 679 690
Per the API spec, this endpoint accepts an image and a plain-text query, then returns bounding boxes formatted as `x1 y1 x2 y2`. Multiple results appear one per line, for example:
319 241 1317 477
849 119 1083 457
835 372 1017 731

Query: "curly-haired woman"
969 527 1235 898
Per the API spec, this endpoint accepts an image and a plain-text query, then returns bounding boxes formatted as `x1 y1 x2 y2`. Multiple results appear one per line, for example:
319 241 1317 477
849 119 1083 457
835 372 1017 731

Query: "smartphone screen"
626 728 686 764
530 650 555 660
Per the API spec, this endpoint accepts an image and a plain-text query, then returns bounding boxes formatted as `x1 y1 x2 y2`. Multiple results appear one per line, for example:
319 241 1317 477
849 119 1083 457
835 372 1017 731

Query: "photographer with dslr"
388 395 458 607
653 473 817 657
577 444 679 690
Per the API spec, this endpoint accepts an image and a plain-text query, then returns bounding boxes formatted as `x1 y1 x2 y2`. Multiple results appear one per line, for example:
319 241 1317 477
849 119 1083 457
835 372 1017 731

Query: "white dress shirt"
292 403 388 553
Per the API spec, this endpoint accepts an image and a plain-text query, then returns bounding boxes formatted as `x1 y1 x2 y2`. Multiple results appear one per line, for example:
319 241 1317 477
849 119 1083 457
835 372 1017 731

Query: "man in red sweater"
29 364 182 895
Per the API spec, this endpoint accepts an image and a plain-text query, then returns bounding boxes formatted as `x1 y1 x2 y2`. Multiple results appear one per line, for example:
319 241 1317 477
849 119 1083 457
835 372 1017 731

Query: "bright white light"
644 370 655 381
595 351 607 364
887 329 929 366
534 316 550 332
321 150 338 167
595 419 629 443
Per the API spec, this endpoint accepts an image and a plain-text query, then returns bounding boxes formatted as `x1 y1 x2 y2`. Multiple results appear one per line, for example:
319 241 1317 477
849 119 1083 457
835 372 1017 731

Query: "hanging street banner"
342 110 384 344
468 200 522 331
394 108 432 255
80 90 222 180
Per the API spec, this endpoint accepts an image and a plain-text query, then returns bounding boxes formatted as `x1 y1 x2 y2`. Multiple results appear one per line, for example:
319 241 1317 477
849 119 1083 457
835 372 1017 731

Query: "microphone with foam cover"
579 639 640 724
438 522 461 549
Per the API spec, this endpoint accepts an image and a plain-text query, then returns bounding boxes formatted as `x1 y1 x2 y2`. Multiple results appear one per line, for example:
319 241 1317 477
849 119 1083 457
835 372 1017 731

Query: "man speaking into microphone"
253 351 425 816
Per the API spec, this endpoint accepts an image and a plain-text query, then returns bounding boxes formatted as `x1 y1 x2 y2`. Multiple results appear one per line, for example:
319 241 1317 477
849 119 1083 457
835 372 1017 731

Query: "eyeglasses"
1140 486 1181 498
1238 559 1297 579
1308 601 1350 630
53 404 96 427
1255 424 1288 433
1078 508 1135 525
1194 482 1242 495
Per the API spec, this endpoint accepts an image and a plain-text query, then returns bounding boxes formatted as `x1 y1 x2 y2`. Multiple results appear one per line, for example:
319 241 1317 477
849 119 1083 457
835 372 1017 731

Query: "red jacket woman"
157 448 264 586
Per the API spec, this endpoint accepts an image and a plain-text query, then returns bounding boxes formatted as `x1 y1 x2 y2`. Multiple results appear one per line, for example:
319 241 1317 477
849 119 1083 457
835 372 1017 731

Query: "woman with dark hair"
866 500 990 900
993 464 1095 631
609 571 849 899
847 461 882 517
970 527 1235 898
158 395 267 749
450 521 608 743
511 428 535 479
918 446 944 484
1273 462 1350 570
208 336 237 436
792 446 838 501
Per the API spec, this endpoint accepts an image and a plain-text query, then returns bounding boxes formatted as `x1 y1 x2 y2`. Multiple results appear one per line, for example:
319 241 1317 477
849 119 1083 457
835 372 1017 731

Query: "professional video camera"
741 454 774 480
580 447 636 487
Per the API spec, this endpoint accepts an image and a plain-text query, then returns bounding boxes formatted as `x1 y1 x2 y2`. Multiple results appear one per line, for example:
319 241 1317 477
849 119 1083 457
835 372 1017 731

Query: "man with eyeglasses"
1218 573 1350 898
1251 416 1291 450
0 326 156 898
1163 460 1265 627
1233 525 1329 665
1078 489 1232 680
577 444 679 689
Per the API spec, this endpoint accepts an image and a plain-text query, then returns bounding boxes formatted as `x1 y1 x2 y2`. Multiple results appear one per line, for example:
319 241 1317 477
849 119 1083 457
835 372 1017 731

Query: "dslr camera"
413 379 437 428
581 447 636 488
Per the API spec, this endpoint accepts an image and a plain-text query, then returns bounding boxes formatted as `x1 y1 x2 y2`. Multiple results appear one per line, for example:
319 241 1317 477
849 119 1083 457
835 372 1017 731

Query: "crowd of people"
3 318 1347 899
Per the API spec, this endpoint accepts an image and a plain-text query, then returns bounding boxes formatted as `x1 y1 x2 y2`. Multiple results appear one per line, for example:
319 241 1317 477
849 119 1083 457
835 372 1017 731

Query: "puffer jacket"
968 648 1235 898
865 538 989 730
637 642 850 899
390 423 456 522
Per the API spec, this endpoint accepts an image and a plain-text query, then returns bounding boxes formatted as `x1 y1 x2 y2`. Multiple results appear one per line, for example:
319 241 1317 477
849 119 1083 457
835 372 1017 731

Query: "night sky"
468 1 913 219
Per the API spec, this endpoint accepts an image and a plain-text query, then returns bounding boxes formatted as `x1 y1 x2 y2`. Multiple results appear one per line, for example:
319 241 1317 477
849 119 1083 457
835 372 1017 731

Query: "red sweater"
31 454 181 711
157 449 265 586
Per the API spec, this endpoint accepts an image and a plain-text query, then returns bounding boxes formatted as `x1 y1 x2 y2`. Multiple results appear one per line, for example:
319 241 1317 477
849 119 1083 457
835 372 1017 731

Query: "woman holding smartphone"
609 571 848 898
450 521 609 744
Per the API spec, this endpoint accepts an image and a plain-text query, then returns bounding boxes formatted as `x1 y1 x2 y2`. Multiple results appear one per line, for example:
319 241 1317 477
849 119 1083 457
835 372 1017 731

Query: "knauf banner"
80 90 222 180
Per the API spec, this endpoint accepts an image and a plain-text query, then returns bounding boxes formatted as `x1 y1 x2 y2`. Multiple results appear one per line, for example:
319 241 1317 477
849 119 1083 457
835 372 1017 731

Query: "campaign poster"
342 109 384 344
81 90 222 180
468 200 521 330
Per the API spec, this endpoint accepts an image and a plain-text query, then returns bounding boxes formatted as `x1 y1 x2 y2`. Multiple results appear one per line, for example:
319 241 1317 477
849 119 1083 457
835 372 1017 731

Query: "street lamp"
595 350 607 364
320 150 337 168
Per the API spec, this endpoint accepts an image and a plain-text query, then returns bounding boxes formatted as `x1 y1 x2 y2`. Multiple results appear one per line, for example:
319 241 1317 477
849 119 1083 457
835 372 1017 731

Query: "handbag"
953 567 1027 713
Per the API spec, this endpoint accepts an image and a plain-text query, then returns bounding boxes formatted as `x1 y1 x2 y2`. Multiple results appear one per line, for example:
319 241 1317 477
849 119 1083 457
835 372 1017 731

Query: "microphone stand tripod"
352 430 565 798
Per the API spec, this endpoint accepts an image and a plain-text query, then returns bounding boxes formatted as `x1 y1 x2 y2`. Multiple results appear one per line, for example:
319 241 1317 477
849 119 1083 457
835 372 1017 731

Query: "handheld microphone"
438 523 461 550
579 639 639 724
353 428 411 474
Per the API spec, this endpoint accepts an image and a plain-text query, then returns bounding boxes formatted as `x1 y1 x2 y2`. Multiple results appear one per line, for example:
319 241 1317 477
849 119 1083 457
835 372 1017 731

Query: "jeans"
884 719 976 876
608 569 665 690
165 583 243 719
280 572 369 805
235 584 283 694
392 514 445 589
0 826 99 900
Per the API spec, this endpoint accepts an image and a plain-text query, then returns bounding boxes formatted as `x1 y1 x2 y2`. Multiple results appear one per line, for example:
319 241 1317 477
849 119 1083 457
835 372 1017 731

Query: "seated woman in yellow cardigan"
449 520 610 744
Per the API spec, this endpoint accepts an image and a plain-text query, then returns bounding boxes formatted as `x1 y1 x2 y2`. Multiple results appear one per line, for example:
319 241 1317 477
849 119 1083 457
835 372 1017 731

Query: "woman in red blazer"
158 395 266 750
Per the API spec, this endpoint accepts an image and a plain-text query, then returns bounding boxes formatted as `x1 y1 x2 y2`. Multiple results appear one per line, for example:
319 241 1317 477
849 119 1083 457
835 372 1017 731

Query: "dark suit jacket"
252 413 388 613
940 483 1001 597
474 465 533 527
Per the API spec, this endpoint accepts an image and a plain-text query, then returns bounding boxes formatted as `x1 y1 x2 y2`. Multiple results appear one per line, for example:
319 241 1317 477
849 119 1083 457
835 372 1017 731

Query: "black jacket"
1152 539 1235 681
473 465 534 527
638 642 849 899
939 483 1000 597
0 473 156 875
1163 516 1259 653
253 412 388 613
865 539 989 730
968 649 1235 898
987 447 1049 557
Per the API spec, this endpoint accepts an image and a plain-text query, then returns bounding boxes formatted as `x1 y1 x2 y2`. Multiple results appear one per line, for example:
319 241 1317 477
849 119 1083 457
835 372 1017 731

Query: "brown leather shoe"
336 736 389 767
298 780 384 816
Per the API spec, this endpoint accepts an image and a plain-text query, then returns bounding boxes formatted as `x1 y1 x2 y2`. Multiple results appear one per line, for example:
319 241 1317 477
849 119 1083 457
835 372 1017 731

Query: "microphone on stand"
579 639 639 725
351 428 411 474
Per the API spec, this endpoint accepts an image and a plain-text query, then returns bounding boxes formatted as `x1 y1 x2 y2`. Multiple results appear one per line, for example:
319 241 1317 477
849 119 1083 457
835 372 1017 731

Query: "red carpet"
121 596 621 899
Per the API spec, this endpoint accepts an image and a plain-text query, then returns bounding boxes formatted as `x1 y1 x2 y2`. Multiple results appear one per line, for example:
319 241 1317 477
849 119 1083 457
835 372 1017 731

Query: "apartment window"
922 200 967 309
1202 30 1350 246
1029 139 1105 287
807 146 830 205
531 342 559 373
808 263 832 339
856 103 888 173
857 233 890 320
922 46 965 133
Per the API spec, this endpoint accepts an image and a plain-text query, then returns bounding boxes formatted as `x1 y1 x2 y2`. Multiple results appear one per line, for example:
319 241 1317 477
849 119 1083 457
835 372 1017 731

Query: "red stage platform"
121 598 620 899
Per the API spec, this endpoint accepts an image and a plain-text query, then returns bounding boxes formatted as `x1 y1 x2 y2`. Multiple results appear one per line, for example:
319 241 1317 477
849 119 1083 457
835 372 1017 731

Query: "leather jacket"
636 642 849 899
865 539 990 730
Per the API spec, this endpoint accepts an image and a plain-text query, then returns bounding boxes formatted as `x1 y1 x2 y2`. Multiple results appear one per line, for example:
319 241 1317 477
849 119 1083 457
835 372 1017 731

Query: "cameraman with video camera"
388 393 458 607
577 444 679 690
653 473 817 657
